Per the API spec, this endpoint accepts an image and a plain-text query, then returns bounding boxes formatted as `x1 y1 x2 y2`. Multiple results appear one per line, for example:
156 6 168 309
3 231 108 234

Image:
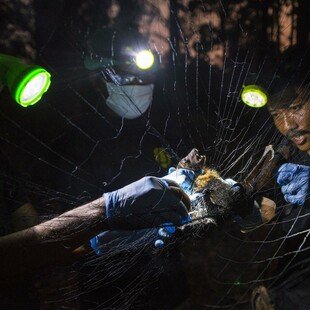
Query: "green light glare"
0 53 51 107
241 85 268 108
13 67 51 107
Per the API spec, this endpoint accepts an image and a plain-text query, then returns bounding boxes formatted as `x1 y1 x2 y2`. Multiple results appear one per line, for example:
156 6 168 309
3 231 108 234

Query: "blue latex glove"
277 163 310 206
155 167 194 246
90 215 192 254
104 176 190 230
90 228 157 255
161 167 196 195
155 214 191 248
90 175 191 255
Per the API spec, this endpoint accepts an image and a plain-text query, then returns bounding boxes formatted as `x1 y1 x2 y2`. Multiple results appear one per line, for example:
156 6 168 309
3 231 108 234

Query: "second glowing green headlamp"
241 84 268 108
0 53 51 107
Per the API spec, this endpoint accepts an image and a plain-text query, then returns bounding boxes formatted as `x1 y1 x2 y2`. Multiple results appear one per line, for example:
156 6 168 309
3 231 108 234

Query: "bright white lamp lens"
135 50 154 70
21 72 47 102
243 92 265 107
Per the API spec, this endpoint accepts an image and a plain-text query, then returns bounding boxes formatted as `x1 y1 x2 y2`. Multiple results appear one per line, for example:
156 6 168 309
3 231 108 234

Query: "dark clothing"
271 268 310 310
0 150 29 236
269 150 310 310
0 150 32 308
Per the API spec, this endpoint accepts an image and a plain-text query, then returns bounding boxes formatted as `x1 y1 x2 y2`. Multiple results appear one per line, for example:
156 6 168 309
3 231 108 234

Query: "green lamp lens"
241 85 268 108
135 50 154 70
13 67 51 107
0 53 51 107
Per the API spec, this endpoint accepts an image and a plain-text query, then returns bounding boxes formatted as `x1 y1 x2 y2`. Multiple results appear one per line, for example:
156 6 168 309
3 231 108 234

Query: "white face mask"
105 83 154 119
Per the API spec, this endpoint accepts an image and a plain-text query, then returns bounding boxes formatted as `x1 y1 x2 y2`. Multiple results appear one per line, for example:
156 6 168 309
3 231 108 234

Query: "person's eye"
270 111 279 118
290 104 302 111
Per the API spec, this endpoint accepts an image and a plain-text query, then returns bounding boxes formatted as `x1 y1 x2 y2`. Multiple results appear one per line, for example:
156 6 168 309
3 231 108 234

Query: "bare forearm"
0 197 107 281
35 197 106 245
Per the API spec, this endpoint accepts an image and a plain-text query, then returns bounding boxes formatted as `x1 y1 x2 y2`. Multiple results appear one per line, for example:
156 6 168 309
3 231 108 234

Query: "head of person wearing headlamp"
267 53 309 209
242 50 310 310
241 51 309 209
84 27 157 120
268 82 310 156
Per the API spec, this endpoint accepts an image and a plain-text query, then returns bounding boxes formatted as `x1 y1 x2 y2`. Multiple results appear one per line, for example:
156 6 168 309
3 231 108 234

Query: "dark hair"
267 47 309 109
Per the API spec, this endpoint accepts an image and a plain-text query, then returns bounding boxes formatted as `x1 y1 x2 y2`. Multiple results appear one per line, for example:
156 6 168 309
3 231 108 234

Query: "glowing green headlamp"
241 84 268 108
0 53 51 107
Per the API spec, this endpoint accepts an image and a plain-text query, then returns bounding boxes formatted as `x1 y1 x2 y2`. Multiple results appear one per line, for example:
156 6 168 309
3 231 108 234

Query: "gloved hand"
90 215 192 255
277 163 310 206
104 176 191 230
162 167 196 195
158 167 196 241
91 173 192 255
155 214 191 248
90 228 158 255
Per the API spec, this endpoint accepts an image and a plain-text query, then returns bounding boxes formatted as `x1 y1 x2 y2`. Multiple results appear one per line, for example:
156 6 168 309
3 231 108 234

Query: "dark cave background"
0 0 309 308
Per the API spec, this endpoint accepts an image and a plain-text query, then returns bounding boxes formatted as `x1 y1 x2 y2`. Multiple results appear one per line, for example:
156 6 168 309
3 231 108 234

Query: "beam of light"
135 50 154 70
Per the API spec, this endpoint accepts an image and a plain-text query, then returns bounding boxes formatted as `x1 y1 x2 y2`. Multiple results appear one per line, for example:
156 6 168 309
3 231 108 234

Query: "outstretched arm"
0 176 190 283
0 197 106 282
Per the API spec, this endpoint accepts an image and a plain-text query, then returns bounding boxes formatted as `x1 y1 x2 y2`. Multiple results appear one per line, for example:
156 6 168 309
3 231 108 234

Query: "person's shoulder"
291 149 310 166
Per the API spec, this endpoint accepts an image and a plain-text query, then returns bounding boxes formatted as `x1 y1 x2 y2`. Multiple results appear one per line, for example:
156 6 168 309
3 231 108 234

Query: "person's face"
269 97 310 153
